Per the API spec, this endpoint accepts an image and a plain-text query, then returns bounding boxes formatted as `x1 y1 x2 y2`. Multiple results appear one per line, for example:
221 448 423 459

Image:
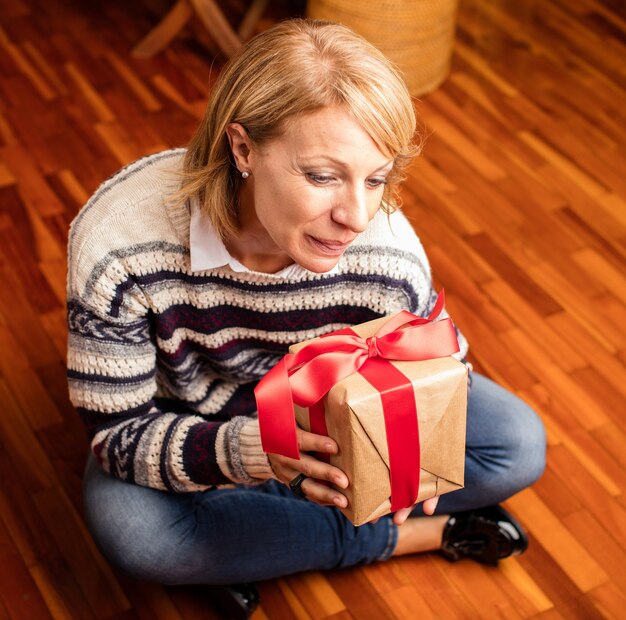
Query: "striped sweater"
66 149 469 492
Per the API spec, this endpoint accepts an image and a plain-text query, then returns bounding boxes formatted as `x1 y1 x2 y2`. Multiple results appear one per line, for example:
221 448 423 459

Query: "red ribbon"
254 291 460 512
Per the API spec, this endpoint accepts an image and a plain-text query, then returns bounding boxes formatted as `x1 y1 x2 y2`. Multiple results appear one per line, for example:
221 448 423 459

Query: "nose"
331 184 372 233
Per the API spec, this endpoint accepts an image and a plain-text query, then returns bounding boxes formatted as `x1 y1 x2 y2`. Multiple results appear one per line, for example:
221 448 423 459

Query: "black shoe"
207 583 260 619
441 505 528 566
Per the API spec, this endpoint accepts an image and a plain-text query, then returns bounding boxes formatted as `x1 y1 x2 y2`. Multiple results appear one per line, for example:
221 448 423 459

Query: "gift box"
256 297 468 526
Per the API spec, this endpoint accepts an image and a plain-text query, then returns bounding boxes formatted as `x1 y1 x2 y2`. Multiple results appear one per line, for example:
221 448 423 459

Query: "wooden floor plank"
545 446 626 550
481 279 585 371
282 572 346 620
32 485 132 618
507 489 608 593
588 581 626 620
512 536 607 620
377 583 435 620
398 555 480 618
498 559 554 616
440 561 526 619
0 513 54 620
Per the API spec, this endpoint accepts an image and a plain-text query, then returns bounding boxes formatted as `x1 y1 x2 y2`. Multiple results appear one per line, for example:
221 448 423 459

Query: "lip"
308 235 355 256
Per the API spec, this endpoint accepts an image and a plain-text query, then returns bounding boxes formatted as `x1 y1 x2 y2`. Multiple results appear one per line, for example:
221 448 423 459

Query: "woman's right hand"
268 428 349 508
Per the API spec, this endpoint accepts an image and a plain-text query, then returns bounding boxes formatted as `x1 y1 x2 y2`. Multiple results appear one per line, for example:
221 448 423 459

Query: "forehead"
272 106 392 166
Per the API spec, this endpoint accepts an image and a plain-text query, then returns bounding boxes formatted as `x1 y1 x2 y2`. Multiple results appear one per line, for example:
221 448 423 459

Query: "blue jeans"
82 374 545 585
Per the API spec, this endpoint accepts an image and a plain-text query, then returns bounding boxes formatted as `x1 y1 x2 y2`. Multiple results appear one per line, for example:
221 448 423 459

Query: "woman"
67 18 545 593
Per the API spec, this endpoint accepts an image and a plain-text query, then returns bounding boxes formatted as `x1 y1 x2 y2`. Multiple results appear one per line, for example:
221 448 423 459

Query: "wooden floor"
1 0 625 618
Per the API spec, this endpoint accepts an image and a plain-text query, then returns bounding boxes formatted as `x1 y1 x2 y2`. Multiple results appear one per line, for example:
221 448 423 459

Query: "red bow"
255 291 460 511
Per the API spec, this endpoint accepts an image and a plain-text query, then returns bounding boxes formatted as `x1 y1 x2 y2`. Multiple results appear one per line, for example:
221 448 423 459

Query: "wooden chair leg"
188 0 243 57
132 0 269 59
132 0 194 58
237 0 270 40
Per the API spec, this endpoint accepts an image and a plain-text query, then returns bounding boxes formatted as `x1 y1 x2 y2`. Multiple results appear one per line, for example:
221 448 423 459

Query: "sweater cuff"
236 418 277 483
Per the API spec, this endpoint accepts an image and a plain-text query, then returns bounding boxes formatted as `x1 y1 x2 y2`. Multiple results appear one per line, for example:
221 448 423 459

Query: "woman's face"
228 106 393 273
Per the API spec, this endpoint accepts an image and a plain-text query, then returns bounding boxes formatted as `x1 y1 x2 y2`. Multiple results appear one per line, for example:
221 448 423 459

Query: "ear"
226 123 252 172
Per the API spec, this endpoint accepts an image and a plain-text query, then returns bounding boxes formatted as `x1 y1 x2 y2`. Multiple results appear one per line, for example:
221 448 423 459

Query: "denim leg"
82 457 395 585
433 373 546 514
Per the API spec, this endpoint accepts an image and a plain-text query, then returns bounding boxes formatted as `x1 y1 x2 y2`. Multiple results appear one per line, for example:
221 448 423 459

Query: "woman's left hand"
368 496 439 525
391 495 439 525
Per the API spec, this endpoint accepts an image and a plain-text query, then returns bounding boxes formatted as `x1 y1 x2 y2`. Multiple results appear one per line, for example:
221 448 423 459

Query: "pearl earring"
241 171 250 179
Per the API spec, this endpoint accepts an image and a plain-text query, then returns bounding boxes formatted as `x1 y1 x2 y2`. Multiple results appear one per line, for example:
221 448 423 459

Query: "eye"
366 178 388 189
306 173 335 185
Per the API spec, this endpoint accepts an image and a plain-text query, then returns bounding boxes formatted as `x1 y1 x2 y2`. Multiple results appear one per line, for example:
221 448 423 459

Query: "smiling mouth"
308 235 354 256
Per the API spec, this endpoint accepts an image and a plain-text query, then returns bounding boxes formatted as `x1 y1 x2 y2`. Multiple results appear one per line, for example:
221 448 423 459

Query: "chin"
298 256 341 274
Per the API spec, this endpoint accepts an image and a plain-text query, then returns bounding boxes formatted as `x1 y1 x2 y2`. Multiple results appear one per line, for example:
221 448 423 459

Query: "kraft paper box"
290 315 468 526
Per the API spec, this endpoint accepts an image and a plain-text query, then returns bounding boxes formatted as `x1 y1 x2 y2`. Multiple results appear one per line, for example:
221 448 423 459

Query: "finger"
392 495 440 525
296 428 339 456
299 476 348 508
393 506 413 526
271 452 349 489
423 496 439 515
297 453 349 489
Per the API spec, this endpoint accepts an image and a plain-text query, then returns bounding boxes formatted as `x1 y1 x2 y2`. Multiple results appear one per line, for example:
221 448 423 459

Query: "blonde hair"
178 18 420 240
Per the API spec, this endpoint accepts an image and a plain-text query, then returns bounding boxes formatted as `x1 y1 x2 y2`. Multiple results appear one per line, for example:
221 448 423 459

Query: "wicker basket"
306 0 459 96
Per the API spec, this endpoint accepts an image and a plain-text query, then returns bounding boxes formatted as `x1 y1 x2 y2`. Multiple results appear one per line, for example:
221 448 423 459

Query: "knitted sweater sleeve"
66 247 275 493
